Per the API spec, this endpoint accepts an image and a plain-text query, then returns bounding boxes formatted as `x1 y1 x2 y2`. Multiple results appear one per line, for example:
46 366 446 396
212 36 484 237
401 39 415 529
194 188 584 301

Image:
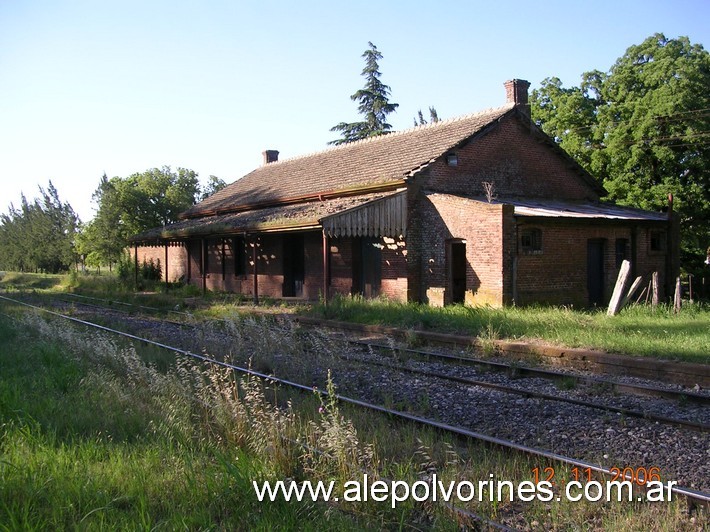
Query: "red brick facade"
134 105 674 307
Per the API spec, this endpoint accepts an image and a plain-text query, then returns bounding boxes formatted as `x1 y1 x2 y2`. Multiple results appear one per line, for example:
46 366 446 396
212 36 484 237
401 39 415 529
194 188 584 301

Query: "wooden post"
619 275 643 310
607 259 631 316
688 273 693 302
201 238 206 296
186 241 192 282
221 238 226 281
322 231 329 306
673 276 682 313
164 243 169 291
651 272 659 307
252 237 259 305
134 243 139 291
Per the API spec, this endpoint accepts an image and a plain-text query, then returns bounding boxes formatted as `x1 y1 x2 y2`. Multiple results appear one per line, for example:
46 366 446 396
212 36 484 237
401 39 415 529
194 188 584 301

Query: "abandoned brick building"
132 79 678 307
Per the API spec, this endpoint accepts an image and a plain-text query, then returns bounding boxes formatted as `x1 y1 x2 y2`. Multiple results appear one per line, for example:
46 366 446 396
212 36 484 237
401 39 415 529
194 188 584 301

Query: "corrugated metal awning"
513 199 667 221
320 190 407 238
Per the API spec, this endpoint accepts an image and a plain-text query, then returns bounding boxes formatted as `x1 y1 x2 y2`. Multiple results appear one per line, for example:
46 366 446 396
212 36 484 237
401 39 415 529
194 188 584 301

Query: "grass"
0 314 360 530
311 295 710 364
2 271 709 364
0 303 705 530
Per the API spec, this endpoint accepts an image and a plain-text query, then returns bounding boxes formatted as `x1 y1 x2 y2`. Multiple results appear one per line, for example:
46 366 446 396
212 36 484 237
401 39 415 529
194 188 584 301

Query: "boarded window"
521 228 542 254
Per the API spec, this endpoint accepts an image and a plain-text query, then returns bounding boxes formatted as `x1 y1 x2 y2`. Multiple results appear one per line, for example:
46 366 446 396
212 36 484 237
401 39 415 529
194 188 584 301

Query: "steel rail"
1 293 707 509
17 292 710 431
0 295 512 530
352 340 710 406
53 291 710 406
342 350 710 432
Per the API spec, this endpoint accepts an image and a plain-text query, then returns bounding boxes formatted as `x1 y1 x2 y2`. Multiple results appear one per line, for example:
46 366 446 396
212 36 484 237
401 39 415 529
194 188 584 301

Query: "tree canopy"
531 33 710 262
329 42 399 145
0 182 79 273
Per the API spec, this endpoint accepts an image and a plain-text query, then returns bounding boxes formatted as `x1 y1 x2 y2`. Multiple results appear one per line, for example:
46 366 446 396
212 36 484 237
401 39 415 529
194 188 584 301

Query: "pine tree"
329 42 399 145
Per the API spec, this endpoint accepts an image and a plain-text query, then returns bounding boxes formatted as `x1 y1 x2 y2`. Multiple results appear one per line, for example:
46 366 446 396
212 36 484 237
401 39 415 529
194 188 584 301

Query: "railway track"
47 291 710 404
1 292 709 512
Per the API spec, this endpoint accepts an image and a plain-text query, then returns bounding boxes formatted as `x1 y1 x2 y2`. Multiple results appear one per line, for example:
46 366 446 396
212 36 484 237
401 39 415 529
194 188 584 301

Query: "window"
233 236 247 276
615 238 628 268
650 230 666 252
520 228 542 254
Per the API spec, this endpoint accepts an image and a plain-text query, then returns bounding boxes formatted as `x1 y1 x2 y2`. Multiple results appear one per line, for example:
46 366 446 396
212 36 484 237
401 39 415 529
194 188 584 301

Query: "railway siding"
295 316 710 388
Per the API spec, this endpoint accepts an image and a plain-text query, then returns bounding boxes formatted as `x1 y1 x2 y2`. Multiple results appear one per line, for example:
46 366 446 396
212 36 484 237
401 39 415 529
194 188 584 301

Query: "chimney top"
262 150 279 165
504 79 530 109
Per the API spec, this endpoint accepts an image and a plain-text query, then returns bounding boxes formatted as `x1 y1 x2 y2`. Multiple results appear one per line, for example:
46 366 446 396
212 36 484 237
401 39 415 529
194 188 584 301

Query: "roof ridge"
267 102 516 167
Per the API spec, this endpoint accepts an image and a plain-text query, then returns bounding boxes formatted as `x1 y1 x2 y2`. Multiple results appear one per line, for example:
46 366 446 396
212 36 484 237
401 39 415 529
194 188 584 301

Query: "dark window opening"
615 238 629 268
233 236 247 276
521 228 542 254
650 230 666 252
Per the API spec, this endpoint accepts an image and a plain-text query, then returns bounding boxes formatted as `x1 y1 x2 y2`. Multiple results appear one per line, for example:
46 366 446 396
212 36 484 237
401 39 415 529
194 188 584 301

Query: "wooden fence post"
651 272 659 307
607 260 631 316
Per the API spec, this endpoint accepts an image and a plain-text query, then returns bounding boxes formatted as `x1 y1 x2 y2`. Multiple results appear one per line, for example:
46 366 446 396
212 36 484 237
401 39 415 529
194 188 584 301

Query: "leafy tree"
531 33 710 262
113 166 201 236
329 42 399 145
79 166 204 270
201 175 227 200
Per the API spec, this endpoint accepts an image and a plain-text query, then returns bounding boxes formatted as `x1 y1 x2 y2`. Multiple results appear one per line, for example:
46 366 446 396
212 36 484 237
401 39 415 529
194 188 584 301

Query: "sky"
1 0 709 222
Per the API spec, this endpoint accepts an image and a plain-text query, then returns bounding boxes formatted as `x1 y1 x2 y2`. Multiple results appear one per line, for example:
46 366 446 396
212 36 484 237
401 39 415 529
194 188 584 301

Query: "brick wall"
133 244 187 282
514 220 668 306
327 236 408 301
409 193 512 306
424 114 600 201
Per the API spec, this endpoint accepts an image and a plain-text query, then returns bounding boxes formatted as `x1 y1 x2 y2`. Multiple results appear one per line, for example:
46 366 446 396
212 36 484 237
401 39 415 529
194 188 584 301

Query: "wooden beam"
164 243 169 291
607 259 631 316
221 238 227 281
134 243 139 291
201 238 206 296
322 231 329 306
252 237 259 305
619 275 643 310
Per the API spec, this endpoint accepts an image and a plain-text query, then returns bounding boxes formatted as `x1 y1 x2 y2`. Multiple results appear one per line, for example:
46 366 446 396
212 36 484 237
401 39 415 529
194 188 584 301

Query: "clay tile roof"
181 103 515 219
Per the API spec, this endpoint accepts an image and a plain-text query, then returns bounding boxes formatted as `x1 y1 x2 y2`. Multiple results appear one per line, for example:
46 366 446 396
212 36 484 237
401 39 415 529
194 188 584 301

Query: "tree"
201 175 227 200
329 42 399 145
0 182 78 273
79 166 207 271
531 34 710 263
112 166 201 237
413 106 440 127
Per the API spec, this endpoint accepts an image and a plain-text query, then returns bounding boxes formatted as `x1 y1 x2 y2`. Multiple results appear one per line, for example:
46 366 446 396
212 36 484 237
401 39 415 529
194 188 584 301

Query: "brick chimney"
504 79 530 115
262 149 279 165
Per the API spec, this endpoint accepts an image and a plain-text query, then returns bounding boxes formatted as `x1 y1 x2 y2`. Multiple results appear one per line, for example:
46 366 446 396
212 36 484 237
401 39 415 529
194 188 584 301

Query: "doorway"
448 240 467 304
283 234 305 297
587 239 605 306
352 237 381 297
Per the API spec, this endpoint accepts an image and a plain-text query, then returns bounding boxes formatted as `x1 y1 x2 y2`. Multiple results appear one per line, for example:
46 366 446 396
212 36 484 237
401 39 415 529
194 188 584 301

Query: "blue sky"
1 0 708 222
